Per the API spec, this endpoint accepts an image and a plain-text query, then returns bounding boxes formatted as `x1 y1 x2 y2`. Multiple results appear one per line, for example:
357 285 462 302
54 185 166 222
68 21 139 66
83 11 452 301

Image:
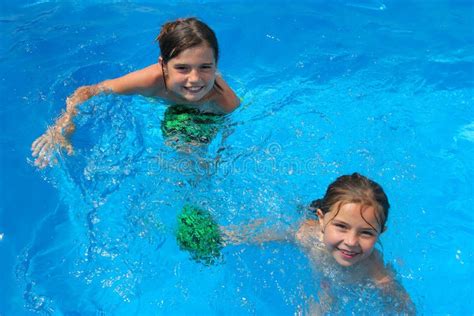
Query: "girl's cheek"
366 239 378 253
205 74 216 83
170 72 184 80
321 232 334 248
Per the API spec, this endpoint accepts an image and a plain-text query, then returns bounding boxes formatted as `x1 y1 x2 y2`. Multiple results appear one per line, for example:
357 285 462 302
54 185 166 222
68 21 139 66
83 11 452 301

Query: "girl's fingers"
32 136 47 157
32 128 55 154
32 135 52 167
36 142 56 168
38 156 50 169
34 148 50 168
33 136 52 157
36 148 49 163
35 156 46 168
32 129 74 168
65 143 74 155
31 137 41 150
31 134 48 153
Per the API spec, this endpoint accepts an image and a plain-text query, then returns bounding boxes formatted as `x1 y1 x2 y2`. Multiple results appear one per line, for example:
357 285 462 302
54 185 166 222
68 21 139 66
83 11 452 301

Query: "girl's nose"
344 232 358 246
188 69 200 82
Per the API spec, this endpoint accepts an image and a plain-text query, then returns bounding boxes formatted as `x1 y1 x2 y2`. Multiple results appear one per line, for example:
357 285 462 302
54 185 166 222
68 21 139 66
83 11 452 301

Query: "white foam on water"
457 122 474 142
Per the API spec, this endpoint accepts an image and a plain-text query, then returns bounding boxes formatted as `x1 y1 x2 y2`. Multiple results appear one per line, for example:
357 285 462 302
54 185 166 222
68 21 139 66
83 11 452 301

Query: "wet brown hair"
156 17 219 64
156 17 222 91
310 173 390 233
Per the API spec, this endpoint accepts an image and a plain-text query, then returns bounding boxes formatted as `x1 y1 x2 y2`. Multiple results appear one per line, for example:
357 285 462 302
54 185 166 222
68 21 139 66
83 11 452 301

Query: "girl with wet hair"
223 173 415 314
32 17 239 168
301 173 390 268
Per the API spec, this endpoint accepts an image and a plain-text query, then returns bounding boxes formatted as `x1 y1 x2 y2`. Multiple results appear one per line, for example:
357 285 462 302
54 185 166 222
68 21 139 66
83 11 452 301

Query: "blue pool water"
1 0 473 314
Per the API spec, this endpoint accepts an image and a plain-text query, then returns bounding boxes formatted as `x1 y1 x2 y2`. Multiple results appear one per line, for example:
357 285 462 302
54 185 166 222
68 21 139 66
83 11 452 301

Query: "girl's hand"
31 85 97 168
31 115 75 168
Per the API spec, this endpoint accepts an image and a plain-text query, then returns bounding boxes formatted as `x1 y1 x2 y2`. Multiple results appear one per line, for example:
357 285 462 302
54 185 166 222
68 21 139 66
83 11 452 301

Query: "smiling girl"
32 17 239 168
222 173 416 314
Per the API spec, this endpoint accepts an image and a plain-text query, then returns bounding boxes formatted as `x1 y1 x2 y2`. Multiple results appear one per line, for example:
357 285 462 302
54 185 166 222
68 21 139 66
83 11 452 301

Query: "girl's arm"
371 253 417 315
31 64 162 168
220 219 295 246
377 273 417 315
31 84 102 168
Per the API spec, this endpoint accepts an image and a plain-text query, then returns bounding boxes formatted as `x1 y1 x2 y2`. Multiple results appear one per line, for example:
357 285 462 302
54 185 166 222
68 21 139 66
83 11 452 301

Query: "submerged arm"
220 219 295 246
376 275 416 315
371 254 417 315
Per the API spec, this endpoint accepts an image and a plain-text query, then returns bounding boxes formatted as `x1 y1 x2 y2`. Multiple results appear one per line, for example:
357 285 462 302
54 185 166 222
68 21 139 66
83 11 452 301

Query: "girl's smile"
317 202 381 267
162 44 217 103
337 248 360 259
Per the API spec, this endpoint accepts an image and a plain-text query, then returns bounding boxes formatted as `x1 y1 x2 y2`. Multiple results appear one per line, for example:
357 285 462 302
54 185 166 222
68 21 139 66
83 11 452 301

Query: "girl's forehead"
171 44 215 63
330 202 380 227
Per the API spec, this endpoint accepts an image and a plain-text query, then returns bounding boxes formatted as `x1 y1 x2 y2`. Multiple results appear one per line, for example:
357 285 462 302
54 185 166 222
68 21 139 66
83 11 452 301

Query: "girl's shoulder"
141 64 166 95
298 219 319 232
209 76 240 113
295 219 321 247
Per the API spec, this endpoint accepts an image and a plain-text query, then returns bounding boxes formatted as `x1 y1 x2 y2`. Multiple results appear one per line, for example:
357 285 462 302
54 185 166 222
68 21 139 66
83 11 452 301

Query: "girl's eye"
174 66 189 71
333 223 347 230
361 231 375 237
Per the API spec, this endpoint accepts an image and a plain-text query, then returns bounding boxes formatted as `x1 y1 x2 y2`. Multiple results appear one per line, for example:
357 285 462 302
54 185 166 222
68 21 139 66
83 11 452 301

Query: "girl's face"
317 202 382 267
162 44 217 103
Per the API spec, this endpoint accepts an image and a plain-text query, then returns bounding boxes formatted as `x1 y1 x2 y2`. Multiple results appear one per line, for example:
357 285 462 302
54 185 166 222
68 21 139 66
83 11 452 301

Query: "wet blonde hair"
310 173 390 233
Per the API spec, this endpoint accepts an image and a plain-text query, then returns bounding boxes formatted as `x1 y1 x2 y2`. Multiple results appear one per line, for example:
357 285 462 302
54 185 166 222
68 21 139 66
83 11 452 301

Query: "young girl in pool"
222 173 415 314
31 17 240 168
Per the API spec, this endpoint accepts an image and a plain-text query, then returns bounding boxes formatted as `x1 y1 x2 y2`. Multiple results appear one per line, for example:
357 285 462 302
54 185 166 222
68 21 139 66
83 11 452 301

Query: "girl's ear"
316 209 325 227
159 57 168 76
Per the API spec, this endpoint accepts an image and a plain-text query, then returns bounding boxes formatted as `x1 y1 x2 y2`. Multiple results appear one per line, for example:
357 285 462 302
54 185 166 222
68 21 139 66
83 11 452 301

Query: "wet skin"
317 203 381 267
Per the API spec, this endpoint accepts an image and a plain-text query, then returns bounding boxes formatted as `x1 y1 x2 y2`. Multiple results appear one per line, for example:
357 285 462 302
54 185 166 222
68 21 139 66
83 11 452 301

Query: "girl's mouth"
337 248 360 259
184 86 204 93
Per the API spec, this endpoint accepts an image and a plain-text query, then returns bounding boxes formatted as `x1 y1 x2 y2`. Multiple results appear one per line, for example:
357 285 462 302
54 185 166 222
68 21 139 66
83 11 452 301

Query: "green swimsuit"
161 105 224 145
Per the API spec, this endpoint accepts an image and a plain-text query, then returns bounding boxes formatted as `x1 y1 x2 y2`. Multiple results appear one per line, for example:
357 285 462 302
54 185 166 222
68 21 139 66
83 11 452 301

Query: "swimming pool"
1 0 473 314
